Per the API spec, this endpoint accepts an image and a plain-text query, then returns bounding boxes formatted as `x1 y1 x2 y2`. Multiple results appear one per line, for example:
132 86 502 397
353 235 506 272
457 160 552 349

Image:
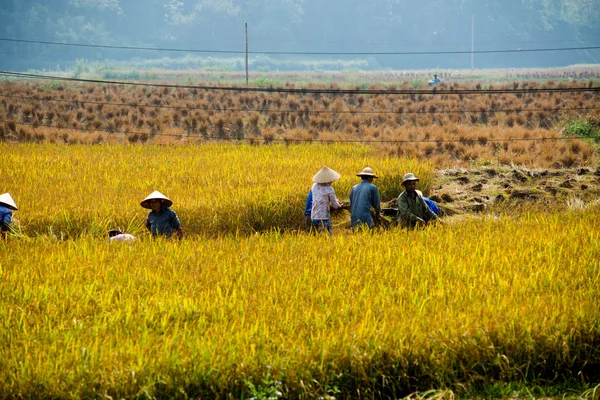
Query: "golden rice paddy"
0 143 599 398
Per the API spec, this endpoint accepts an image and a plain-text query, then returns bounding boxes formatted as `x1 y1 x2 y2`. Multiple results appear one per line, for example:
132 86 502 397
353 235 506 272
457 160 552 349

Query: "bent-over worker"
0 193 18 237
396 173 441 228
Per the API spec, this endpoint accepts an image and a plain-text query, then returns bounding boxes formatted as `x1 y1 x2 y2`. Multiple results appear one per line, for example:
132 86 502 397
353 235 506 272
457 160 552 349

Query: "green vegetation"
564 117 600 142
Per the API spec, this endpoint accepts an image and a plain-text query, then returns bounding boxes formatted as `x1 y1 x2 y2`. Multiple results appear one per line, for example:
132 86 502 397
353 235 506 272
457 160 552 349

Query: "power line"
1 119 590 144
1 37 599 56
1 71 599 95
2 93 599 116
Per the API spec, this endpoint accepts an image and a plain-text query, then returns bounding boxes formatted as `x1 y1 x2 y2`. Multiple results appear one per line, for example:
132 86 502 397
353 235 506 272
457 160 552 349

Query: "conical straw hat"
0 193 18 211
312 166 341 184
356 167 378 178
140 191 173 209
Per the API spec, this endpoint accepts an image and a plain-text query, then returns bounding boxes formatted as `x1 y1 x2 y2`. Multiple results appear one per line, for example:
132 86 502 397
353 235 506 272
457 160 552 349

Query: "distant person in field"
310 166 344 235
0 192 18 237
108 228 136 243
396 173 441 228
429 73 441 86
141 191 184 240
349 167 381 229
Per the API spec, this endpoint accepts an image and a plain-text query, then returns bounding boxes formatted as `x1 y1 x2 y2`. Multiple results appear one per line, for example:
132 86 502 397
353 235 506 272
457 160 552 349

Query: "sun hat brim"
357 173 379 178
402 178 419 185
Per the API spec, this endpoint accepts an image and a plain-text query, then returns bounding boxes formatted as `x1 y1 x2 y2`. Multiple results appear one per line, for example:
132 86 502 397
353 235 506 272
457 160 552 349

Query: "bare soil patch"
383 163 600 220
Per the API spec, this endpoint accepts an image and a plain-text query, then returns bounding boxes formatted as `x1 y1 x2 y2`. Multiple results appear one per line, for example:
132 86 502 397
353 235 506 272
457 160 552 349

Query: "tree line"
1 0 599 71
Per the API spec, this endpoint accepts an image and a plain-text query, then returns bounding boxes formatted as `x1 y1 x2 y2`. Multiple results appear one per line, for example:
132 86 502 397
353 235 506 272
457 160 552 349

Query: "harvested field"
1 79 599 167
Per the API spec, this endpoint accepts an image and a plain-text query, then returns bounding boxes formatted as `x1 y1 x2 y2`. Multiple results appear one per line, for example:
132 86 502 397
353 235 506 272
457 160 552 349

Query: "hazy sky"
1 0 599 71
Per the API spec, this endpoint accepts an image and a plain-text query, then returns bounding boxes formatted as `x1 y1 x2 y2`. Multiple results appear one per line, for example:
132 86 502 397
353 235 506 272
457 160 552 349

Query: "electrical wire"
1 37 599 56
1 71 599 95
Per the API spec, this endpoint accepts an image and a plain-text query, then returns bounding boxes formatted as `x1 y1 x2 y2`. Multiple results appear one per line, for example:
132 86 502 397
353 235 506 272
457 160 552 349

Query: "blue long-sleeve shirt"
0 205 12 227
304 190 313 216
349 181 381 227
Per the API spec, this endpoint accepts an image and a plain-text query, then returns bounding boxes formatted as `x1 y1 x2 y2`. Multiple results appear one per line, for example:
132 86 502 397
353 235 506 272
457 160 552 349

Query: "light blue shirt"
349 181 381 227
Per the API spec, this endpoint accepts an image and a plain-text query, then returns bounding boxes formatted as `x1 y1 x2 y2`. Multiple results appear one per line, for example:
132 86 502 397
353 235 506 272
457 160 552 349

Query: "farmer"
310 166 344 235
396 173 441 228
429 73 441 86
349 167 381 229
0 192 18 237
141 191 184 240
108 228 136 243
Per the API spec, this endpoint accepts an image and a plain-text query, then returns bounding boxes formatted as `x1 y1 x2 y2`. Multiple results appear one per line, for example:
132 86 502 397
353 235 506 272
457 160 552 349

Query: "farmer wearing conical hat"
0 193 18 237
310 166 344 235
396 173 440 228
349 167 381 229
141 191 184 239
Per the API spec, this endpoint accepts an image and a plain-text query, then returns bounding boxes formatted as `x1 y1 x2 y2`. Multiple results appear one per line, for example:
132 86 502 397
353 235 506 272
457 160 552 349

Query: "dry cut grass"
1 80 598 168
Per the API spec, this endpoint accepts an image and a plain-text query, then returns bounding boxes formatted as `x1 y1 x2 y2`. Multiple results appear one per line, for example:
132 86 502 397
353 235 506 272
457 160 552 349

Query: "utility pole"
245 5 249 86
471 14 474 70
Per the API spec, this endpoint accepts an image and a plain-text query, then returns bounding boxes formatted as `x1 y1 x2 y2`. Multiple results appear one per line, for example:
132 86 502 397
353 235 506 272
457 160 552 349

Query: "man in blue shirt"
141 191 184 239
0 192 18 237
349 167 381 229
429 73 441 86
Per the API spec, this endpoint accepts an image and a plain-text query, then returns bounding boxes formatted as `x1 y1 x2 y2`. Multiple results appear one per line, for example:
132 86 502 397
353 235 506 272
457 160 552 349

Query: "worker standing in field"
310 166 344 235
349 167 381 229
0 193 18 237
141 191 184 240
396 173 441 228
428 73 441 86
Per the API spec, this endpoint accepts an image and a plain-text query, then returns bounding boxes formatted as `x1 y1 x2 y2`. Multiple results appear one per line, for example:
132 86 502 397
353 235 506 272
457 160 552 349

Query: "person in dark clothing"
396 173 441 228
349 167 381 229
141 191 184 239
0 193 18 237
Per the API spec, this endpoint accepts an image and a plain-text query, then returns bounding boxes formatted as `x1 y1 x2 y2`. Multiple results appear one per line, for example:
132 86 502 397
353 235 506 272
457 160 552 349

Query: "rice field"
1 143 432 238
1 143 599 399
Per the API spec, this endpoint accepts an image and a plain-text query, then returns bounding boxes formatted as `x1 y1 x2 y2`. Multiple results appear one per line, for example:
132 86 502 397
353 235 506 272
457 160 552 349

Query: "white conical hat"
140 191 173 209
312 166 341 184
0 193 18 211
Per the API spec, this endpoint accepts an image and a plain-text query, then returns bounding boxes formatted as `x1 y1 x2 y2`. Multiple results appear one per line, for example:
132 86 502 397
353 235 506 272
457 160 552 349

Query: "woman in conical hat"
0 193 18 236
141 191 183 239
309 167 344 235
